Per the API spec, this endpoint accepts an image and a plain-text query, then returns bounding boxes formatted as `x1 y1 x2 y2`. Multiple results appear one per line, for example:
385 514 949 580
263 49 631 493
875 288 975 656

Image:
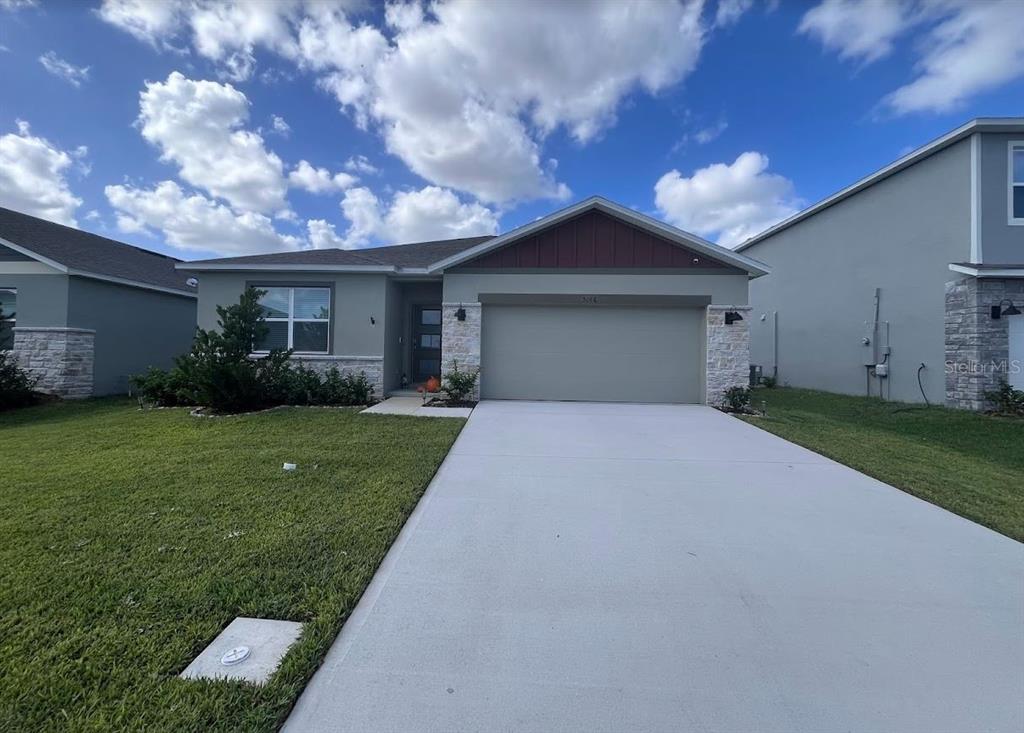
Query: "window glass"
259 287 290 319
418 359 440 376
293 288 330 320
1014 186 1024 220
1013 146 1024 184
293 322 329 352
421 309 441 325
257 321 289 351
420 334 441 349
0 288 14 350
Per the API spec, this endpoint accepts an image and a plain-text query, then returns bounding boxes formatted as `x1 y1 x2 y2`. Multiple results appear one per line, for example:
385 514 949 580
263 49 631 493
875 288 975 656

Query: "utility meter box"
875 363 889 378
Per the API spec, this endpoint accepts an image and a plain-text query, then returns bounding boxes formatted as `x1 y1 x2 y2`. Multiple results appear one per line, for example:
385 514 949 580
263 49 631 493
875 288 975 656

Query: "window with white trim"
0 287 15 350
1011 141 1024 224
255 286 330 353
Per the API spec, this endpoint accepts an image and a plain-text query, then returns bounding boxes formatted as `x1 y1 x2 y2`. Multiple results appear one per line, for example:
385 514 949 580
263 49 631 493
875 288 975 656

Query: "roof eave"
425 196 771 277
177 262 398 273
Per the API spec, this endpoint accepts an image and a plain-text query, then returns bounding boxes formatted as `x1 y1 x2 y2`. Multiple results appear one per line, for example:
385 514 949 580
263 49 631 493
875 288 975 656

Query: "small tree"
442 360 479 403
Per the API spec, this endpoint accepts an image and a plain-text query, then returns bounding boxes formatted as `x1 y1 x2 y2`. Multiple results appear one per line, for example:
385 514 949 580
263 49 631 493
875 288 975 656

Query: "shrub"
760 374 778 389
0 351 40 410
983 380 1024 417
442 360 479 402
0 304 40 411
130 366 193 407
721 385 752 413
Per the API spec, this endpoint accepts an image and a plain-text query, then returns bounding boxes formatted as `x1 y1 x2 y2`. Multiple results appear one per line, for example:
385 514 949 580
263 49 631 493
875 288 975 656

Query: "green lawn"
0 399 464 732
742 388 1024 542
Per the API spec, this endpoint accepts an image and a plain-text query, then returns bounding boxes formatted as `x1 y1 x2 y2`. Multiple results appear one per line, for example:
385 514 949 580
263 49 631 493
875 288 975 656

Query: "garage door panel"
481 305 703 403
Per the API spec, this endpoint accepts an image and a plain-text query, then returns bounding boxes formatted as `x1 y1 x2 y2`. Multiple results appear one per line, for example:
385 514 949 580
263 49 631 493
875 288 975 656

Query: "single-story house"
737 118 1024 409
179 197 769 404
0 206 197 397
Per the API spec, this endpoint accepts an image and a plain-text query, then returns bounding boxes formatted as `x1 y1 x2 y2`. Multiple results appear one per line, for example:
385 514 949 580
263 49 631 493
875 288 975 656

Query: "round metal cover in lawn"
221 646 251 666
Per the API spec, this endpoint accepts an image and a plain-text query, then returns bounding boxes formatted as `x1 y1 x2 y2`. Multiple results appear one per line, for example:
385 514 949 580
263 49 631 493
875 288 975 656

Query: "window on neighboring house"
1011 141 1024 224
0 288 15 350
254 286 330 353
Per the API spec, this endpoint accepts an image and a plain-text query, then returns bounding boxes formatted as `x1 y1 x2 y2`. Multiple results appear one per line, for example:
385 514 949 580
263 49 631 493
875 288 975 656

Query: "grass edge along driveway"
0 399 464 732
741 387 1023 542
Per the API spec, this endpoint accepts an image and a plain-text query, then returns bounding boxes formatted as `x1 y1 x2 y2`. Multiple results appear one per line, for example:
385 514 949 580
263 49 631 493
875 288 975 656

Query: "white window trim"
1009 140 1024 226
255 287 330 355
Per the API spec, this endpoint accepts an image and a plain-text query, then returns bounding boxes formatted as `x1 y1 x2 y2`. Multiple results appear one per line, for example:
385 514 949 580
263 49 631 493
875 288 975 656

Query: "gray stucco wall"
978 132 1024 263
443 270 750 304
0 268 70 328
383 279 403 391
67 276 196 395
746 137 973 404
194 272 388 357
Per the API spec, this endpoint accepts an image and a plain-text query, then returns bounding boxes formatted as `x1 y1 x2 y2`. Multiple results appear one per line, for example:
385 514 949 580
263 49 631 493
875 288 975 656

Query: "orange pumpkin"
425 375 441 393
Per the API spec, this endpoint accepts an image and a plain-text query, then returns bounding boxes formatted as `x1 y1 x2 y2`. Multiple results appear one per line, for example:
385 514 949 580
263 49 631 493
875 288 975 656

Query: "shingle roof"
0 207 196 294
182 235 495 270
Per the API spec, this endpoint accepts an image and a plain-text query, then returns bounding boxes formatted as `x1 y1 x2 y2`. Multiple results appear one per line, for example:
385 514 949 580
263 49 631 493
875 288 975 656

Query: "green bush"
0 304 40 411
760 374 778 389
131 290 375 412
721 385 752 413
983 380 1024 417
442 360 479 402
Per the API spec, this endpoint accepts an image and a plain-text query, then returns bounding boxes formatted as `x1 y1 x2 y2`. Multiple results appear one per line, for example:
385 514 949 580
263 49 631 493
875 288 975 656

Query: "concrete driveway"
285 401 1024 733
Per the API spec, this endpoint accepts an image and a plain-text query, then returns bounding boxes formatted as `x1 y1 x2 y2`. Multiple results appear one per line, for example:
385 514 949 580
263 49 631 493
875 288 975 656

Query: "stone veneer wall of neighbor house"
12 327 95 398
705 305 752 406
289 355 384 398
945 277 1024 410
441 302 482 400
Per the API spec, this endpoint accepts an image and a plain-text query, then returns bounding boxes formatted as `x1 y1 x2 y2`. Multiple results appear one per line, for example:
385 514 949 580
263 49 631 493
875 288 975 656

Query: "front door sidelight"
412 305 442 383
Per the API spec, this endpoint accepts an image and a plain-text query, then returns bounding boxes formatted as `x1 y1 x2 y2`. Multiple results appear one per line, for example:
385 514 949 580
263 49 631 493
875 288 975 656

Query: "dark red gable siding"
455 210 729 270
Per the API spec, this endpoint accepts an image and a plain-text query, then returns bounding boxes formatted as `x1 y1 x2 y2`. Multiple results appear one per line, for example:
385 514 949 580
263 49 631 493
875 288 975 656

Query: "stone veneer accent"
441 302 482 400
12 327 95 398
289 355 384 398
945 277 1023 410
705 305 752 406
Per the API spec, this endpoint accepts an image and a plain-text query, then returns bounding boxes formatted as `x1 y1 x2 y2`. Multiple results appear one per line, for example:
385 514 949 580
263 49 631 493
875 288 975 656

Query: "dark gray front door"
412 305 442 383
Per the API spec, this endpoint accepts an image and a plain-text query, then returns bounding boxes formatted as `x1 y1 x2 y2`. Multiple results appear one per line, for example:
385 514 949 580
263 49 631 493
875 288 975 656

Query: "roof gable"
429 197 769 277
455 209 733 271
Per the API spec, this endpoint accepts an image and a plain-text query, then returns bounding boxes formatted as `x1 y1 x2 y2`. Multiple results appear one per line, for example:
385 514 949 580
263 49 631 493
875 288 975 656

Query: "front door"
412 305 442 384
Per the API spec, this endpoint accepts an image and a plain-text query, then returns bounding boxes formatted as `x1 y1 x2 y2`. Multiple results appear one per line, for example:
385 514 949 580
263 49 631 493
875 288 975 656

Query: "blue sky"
1 0 1022 261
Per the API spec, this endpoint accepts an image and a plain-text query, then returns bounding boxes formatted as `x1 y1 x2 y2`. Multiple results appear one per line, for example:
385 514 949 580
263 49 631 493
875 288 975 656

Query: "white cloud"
799 0 913 64
38 51 90 87
715 0 753 26
654 152 800 246
99 0 708 206
800 0 1024 115
884 1 1024 115
105 180 301 255
270 114 290 136
0 120 84 226
324 185 499 249
137 72 287 213
694 119 728 144
1 0 38 9
288 160 356 194
344 155 378 175
96 0 186 48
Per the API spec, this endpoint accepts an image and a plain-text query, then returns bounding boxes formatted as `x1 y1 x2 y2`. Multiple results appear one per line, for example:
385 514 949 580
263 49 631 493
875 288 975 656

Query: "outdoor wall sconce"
724 311 743 325
455 307 466 321
990 299 1021 319
370 315 376 325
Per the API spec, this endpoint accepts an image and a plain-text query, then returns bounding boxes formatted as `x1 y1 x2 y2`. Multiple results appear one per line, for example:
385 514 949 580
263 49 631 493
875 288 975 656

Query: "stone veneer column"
705 305 751 406
12 327 95 399
441 302 481 399
945 277 1022 410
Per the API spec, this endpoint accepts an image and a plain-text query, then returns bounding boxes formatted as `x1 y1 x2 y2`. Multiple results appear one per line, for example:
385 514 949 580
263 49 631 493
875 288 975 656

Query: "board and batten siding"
746 137 973 404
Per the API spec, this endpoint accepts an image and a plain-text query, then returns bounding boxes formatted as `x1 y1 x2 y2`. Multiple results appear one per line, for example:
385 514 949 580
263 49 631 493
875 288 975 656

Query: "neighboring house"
0 207 197 397
179 197 768 404
737 118 1024 410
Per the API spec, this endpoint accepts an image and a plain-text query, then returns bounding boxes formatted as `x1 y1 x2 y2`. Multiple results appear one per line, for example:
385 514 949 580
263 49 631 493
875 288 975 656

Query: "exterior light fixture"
990 299 1022 319
370 315 376 325
455 307 466 321
724 311 743 325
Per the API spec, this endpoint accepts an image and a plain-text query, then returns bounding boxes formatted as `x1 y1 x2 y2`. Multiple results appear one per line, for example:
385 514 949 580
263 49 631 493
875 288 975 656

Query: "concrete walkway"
285 401 1024 733
361 396 473 418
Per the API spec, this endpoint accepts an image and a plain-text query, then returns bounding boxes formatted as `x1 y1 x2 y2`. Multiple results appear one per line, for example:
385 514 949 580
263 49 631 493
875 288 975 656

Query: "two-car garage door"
480 304 704 403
